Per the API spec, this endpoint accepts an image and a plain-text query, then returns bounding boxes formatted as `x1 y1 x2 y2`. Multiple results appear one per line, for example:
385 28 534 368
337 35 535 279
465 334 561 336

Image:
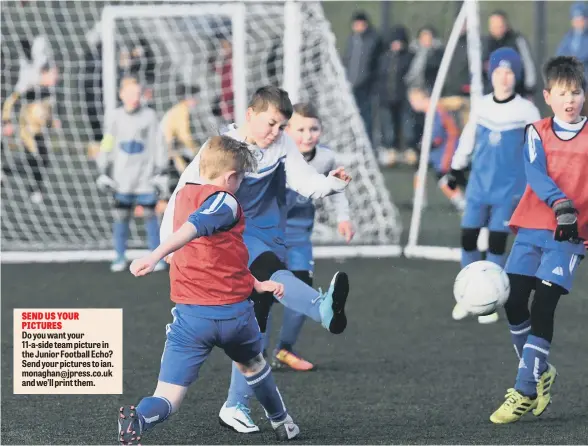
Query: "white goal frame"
404 0 485 262
1 1 403 264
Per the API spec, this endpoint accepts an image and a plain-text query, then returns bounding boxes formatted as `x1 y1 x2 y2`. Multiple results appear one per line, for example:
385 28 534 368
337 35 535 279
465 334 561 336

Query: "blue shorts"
158 301 263 387
244 233 286 267
461 199 518 232
505 229 585 293
114 192 158 207
286 242 314 272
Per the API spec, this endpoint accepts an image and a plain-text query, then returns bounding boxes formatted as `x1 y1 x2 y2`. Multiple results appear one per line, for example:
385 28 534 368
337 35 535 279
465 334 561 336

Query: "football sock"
269 270 321 323
487 252 507 268
515 335 550 397
246 362 287 423
277 307 306 351
461 249 482 268
509 318 531 359
136 396 172 432
226 361 254 408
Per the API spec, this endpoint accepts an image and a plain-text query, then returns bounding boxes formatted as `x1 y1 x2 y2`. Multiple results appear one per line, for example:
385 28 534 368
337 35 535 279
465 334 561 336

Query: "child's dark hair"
293 102 320 122
543 56 586 91
248 86 293 119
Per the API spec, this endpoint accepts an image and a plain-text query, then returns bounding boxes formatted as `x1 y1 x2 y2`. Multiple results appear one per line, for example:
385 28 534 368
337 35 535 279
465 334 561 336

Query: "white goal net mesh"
1 1 401 254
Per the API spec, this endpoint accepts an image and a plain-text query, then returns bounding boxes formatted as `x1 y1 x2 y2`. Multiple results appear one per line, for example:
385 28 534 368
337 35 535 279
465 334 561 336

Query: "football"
453 261 510 316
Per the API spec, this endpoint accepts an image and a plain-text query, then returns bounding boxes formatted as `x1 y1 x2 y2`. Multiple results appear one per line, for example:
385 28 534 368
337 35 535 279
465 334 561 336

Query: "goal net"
404 0 487 262
1 1 402 262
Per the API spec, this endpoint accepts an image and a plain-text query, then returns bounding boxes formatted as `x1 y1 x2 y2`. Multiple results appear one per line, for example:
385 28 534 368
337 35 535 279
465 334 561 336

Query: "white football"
453 260 510 316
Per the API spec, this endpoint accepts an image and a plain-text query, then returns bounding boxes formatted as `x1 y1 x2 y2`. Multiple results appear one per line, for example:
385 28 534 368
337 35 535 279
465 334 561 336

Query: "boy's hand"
330 167 352 183
254 279 284 298
338 221 355 243
553 199 579 242
96 174 117 193
129 257 158 276
2 123 14 137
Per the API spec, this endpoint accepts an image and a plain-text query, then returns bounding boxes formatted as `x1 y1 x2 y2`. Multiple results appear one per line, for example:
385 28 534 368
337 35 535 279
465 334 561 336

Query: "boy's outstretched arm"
284 136 350 199
132 191 239 275
446 116 476 189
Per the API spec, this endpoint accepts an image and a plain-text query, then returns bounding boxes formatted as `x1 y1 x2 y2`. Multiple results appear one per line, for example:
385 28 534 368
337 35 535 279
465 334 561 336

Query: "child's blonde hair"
119 76 140 91
200 135 257 179
292 102 321 122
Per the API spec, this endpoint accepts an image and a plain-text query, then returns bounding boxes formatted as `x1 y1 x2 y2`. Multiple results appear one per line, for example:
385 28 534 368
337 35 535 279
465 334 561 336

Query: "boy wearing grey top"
96 76 168 272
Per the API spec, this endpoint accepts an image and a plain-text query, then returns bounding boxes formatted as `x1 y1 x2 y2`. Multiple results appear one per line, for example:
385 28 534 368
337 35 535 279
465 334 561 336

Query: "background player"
161 86 352 433
267 102 355 371
446 48 541 324
407 86 465 213
119 135 299 444
96 76 169 272
490 55 587 424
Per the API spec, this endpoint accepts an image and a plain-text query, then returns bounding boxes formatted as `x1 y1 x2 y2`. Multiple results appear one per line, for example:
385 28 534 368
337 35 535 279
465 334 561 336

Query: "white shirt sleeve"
284 136 348 199
159 142 205 246
451 116 477 170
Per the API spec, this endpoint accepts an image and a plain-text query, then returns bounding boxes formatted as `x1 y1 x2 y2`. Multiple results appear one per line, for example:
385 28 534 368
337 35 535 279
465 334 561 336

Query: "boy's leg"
136 193 161 251
487 200 519 267
274 270 314 371
112 195 133 272
517 247 583 415
460 200 489 268
119 307 215 443
221 308 299 441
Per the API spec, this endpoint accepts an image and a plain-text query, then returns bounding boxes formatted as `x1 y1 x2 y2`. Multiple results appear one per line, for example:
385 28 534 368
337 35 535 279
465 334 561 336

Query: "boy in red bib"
490 56 588 424
118 135 300 444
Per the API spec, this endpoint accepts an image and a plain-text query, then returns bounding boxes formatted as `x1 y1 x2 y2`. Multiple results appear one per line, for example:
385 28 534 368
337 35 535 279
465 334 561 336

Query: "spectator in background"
210 32 234 123
482 11 536 98
376 25 414 167
2 65 60 205
404 25 444 166
14 36 50 94
440 23 471 131
83 38 104 159
118 38 156 103
555 2 588 114
343 11 382 143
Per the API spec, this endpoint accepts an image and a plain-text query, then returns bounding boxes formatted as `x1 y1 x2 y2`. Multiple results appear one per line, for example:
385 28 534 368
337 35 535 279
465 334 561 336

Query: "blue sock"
277 307 306 351
509 319 531 359
515 334 550 397
270 270 321 323
144 214 160 251
245 362 286 422
487 252 507 268
226 361 254 408
136 396 172 432
113 220 130 259
461 249 482 268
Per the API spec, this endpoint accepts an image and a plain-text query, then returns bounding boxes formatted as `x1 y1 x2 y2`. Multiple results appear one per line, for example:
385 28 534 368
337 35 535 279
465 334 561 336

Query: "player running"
489 55 587 424
446 48 541 324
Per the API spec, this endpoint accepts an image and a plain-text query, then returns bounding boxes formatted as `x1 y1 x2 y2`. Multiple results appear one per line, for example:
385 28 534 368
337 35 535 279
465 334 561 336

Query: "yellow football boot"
490 388 537 424
533 363 557 416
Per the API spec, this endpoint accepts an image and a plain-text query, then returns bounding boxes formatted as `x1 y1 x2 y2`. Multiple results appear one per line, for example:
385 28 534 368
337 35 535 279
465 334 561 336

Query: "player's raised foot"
118 405 143 445
478 311 499 324
533 363 558 417
218 402 260 434
319 271 349 334
271 414 300 441
272 348 315 371
452 302 469 321
490 388 537 424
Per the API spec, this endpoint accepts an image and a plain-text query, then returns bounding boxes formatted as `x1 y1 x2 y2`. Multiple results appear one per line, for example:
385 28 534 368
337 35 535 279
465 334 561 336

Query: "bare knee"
235 353 266 377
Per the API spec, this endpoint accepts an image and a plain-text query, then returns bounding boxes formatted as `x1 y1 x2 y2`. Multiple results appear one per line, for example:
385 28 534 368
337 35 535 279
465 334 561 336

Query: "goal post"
1 1 403 263
404 0 486 262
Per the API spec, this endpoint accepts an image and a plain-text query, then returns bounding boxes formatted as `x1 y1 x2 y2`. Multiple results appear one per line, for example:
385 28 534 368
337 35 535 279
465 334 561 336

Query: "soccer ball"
453 261 510 316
